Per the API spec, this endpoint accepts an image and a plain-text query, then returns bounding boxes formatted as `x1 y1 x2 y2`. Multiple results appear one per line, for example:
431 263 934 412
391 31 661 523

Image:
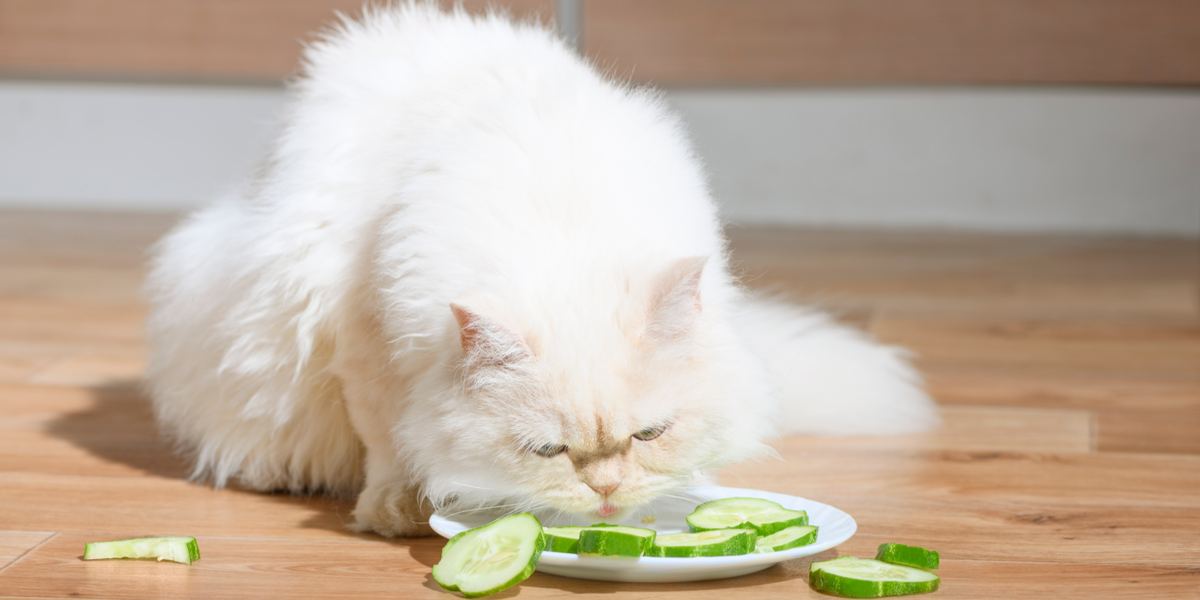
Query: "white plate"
429 484 856 583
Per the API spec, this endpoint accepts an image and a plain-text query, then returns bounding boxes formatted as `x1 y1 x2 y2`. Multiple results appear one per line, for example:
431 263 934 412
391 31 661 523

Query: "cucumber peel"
755 525 818 552
810 557 939 598
875 543 939 570
686 497 808 535
542 526 587 553
577 525 656 557
432 513 545 598
82 536 200 565
649 528 756 557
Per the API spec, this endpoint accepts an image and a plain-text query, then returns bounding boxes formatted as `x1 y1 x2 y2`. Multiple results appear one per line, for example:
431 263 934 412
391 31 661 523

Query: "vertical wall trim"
555 0 583 51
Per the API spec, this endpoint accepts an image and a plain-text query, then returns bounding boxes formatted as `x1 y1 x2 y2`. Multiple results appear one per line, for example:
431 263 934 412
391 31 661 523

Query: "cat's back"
269 3 720 272
289 2 597 166
301 4 578 109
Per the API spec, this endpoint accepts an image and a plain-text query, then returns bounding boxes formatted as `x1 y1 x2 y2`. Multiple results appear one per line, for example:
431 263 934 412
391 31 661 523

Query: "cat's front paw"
351 481 435 538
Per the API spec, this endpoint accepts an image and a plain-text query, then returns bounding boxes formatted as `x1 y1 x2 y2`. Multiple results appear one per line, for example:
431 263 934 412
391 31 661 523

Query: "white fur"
146 3 937 536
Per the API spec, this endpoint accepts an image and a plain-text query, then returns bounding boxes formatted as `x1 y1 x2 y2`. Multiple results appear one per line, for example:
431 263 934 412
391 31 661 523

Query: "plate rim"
429 484 856 570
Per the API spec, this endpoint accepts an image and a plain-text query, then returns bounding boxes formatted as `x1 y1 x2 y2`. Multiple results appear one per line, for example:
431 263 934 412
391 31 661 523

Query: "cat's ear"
449 302 532 367
646 256 707 342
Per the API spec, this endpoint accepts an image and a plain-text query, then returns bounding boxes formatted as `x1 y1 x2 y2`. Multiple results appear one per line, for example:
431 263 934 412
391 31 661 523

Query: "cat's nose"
587 481 620 497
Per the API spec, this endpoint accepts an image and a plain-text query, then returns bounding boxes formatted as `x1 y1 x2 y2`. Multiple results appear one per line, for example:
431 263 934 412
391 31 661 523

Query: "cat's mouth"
596 502 619 518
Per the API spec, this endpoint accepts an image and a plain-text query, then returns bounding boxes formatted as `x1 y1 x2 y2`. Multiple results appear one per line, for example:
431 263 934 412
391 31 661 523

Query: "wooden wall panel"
0 0 555 81
583 0 1200 85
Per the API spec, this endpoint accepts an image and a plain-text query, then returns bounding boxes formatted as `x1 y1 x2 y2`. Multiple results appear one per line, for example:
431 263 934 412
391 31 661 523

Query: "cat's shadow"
45 379 439 565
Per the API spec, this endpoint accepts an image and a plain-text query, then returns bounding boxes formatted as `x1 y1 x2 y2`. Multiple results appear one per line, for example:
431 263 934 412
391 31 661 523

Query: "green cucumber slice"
875 543 939 570
755 525 818 552
649 528 756 557
686 497 808 535
577 526 656 557
810 557 940 598
432 513 545 598
542 526 587 553
82 536 200 564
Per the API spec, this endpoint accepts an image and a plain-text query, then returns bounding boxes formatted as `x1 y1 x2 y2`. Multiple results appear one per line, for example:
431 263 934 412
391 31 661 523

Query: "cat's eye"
632 423 670 442
532 443 567 458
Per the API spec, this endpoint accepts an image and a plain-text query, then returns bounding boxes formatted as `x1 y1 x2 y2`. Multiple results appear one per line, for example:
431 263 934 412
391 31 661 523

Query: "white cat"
146 3 937 537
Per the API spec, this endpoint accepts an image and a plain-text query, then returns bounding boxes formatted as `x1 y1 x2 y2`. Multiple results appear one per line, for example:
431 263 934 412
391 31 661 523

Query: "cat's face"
439 258 767 519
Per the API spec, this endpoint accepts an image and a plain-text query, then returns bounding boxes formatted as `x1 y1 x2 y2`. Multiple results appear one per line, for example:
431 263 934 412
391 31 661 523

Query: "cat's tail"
734 294 939 435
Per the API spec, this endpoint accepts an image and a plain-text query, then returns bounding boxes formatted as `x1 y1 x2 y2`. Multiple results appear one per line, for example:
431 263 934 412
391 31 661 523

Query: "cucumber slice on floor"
577 526 656 557
432 513 545 598
82 536 200 564
649 528 756 557
810 557 940 598
755 525 818 552
542 526 587 553
686 497 808 535
875 543 940 570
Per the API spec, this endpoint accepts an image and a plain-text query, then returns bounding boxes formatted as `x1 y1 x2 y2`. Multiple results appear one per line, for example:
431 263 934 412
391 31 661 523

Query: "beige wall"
1 80 1197 234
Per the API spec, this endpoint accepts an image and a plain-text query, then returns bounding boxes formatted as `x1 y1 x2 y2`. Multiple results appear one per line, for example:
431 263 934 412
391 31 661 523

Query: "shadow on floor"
45 379 186 479
41 379 417 548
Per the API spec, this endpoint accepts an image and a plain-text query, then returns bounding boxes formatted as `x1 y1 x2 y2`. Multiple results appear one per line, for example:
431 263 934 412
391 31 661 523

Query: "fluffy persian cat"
146 3 937 537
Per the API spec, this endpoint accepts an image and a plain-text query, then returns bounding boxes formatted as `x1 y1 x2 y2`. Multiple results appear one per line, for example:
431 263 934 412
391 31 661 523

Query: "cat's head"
424 257 772 520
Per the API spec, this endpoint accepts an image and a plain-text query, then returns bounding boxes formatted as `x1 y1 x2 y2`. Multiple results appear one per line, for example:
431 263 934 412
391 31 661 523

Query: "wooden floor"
0 210 1197 598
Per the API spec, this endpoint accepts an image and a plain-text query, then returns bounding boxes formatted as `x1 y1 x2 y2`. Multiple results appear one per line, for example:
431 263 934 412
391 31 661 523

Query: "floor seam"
0 531 58 576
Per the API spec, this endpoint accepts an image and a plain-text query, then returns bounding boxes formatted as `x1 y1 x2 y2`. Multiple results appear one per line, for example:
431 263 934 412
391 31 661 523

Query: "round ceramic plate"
429 484 856 583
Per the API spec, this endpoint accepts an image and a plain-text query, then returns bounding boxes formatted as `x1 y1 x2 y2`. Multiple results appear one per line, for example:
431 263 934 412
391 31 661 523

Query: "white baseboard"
2 80 1197 234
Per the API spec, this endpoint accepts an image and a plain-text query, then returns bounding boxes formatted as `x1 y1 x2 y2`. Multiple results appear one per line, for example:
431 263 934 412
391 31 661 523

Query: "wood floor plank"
724 444 1200 510
26 352 146 387
0 265 147 306
781 404 1094 454
926 368 1200 453
1094 408 1200 454
0 473 358 541
874 311 1200 454
0 300 144 346
0 351 53 385
872 313 1200 380
728 227 1200 320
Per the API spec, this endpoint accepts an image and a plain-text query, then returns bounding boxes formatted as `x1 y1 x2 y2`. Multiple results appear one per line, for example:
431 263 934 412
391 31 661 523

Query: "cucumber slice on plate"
876 543 940 570
686 497 808 535
542 526 587 553
755 525 818 552
82 536 200 565
649 528 756 557
432 513 545 598
810 557 940 598
577 526 656 557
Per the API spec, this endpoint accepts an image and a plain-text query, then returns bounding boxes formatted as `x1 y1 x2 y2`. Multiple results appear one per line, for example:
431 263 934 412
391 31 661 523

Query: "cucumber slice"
649 528 756 557
875 543 939 570
432 513 545 598
542 526 587 553
755 525 818 552
810 557 940 598
82 536 200 565
686 497 808 535
577 526 656 557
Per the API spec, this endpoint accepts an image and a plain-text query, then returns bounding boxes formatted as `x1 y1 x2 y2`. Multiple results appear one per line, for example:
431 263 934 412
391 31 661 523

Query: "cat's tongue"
597 503 618 518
